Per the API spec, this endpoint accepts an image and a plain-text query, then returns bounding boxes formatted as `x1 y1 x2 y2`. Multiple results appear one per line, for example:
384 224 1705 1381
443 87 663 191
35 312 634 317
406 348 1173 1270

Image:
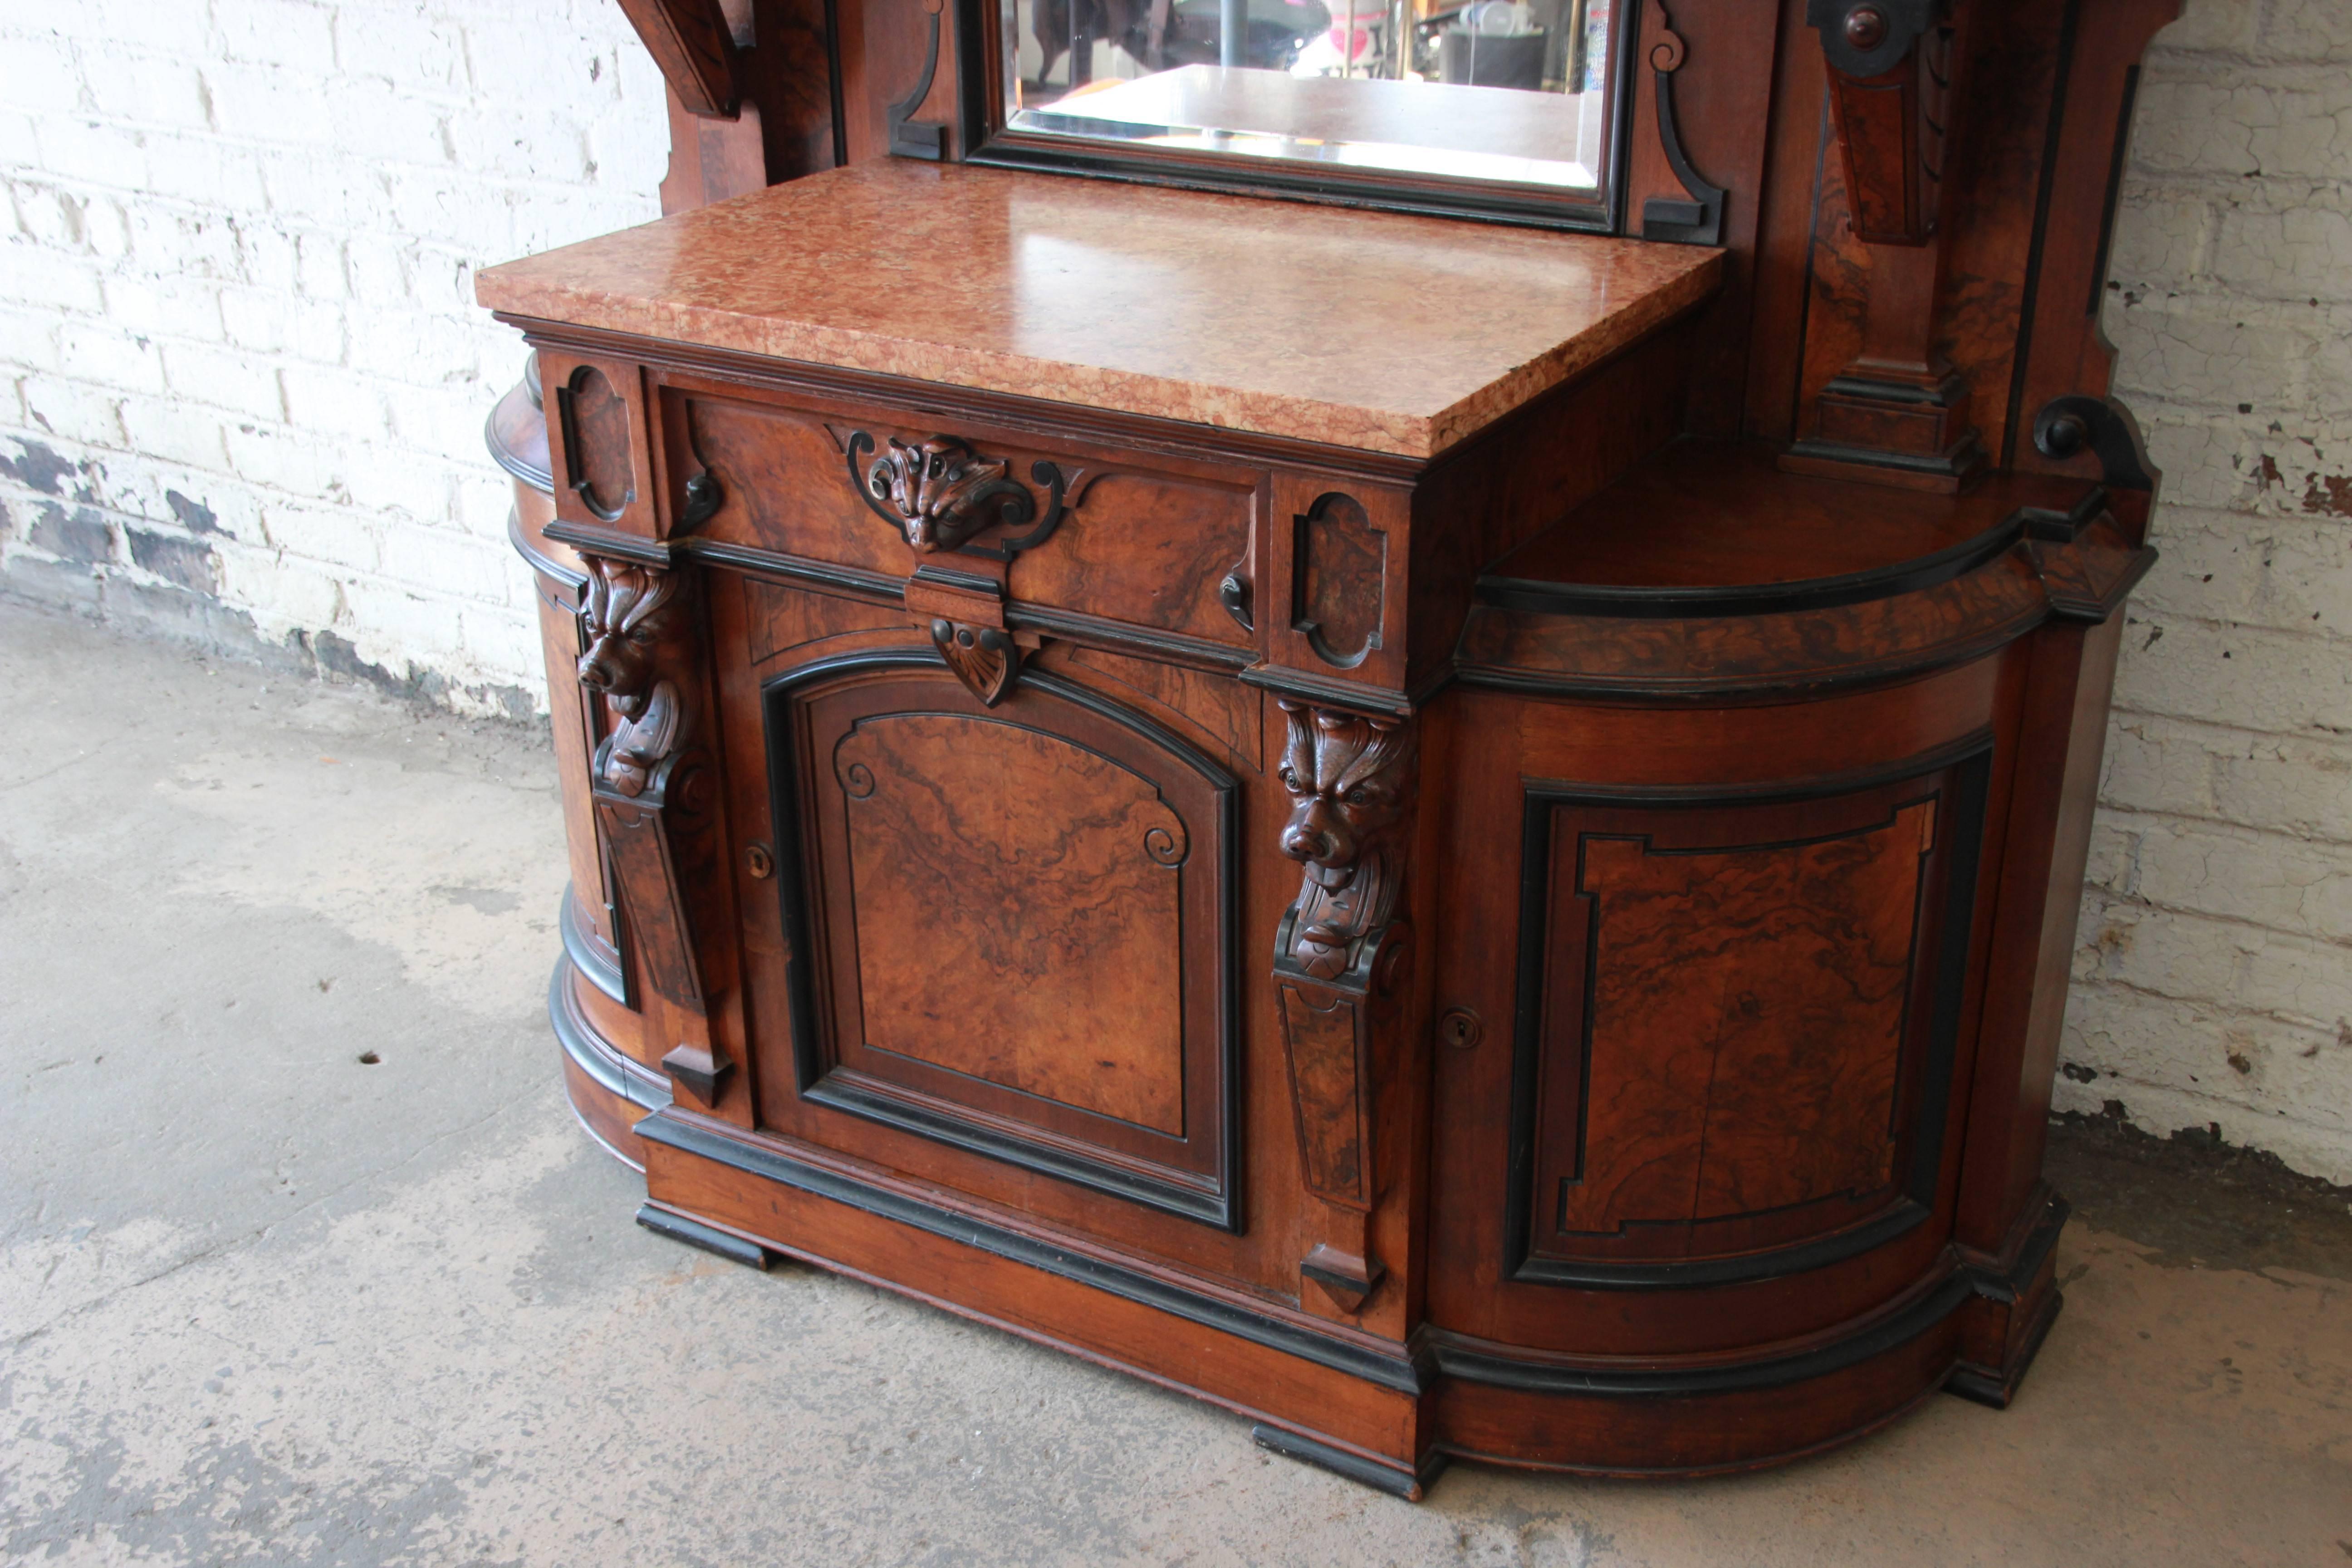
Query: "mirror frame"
947 0 1639 231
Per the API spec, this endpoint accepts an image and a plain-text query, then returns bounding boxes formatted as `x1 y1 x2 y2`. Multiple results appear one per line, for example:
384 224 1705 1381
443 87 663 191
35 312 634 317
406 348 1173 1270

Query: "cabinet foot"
1945 1286 2064 1410
636 1201 778 1270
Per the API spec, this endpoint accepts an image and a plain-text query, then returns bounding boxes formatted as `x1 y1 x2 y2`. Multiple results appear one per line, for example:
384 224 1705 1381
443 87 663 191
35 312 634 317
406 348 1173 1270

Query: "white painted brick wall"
1 0 2344 1180
2066 0 2352 1182
0 0 669 715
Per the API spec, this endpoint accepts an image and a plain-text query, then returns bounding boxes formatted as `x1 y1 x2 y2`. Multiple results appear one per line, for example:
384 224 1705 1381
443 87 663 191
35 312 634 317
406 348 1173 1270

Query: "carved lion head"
1276 701 1414 890
575 559 682 719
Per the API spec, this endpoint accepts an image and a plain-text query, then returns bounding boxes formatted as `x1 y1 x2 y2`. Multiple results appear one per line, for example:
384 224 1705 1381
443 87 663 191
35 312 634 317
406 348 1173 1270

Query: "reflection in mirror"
1000 0 1615 194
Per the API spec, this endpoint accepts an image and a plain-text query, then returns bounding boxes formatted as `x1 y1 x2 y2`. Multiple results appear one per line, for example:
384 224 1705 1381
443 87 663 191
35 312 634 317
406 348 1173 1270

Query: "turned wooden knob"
1843 5 1887 49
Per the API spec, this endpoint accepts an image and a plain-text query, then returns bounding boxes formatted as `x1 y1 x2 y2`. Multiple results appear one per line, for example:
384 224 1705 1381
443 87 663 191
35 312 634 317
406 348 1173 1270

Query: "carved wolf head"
575 559 681 719
1276 701 1414 890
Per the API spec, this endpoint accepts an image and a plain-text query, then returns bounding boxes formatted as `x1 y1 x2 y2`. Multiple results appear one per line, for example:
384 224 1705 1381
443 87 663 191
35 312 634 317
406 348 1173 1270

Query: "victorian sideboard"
479 0 2177 1494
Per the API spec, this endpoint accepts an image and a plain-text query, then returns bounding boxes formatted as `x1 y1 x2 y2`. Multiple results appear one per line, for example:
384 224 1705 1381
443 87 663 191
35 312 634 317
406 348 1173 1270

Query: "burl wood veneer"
481 0 2176 1497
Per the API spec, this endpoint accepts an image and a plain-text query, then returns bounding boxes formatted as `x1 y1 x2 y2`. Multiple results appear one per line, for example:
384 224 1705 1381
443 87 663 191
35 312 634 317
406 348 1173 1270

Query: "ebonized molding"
1433 1271 1977 1395
559 884 629 1005
635 1100 2057 1406
637 1107 1426 1392
548 955 671 1115
1250 1424 1446 1500
1474 498 2100 620
507 510 584 592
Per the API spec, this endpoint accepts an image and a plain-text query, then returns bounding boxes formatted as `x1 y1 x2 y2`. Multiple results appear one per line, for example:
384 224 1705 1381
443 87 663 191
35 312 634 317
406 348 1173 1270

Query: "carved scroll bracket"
2033 395 2156 493
576 554 734 1107
1272 699 1418 1315
887 0 949 159
1638 3 1728 246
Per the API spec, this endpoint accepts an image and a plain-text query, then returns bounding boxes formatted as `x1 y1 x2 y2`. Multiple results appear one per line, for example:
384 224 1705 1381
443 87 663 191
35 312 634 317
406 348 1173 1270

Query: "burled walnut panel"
1553 800 1932 1236
833 711 1189 1134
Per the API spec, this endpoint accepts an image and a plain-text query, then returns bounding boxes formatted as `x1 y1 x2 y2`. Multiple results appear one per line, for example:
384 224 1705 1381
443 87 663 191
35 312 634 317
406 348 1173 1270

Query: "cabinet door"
760 656 1240 1227
1502 751 1989 1287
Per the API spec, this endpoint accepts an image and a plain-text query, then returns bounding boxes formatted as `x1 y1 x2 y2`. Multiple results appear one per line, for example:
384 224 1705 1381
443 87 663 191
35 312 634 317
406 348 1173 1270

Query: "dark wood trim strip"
1250 1424 1446 1500
1237 662 1417 718
803 1078 1235 1229
485 404 554 495
1451 610 2047 702
683 539 905 602
1006 603 1254 673
559 883 628 1004
634 1107 1429 1393
543 519 674 566
1433 1271 1976 1396
548 955 671 1112
1476 517 2031 620
507 509 586 592
1967 1190 2071 1306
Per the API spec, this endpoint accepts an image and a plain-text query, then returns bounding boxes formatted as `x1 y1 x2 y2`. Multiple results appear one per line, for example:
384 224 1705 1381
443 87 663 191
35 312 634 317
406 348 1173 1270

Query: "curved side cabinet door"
1504 745 1991 1289
759 656 1241 1229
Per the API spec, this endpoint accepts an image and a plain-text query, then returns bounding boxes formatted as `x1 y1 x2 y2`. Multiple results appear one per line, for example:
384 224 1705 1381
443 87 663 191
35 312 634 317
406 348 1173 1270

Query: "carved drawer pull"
1218 568 1253 632
846 430 1069 559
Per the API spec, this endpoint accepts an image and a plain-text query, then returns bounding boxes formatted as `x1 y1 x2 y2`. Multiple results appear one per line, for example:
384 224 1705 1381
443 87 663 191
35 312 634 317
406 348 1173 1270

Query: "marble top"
474 160 1722 459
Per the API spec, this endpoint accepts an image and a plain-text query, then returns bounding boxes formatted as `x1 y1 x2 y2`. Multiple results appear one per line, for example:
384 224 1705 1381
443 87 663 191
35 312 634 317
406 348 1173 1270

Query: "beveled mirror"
962 0 1628 227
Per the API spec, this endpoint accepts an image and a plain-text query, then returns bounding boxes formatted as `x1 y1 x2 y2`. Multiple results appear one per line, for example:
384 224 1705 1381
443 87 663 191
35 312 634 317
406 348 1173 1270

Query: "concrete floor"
2 597 2348 1568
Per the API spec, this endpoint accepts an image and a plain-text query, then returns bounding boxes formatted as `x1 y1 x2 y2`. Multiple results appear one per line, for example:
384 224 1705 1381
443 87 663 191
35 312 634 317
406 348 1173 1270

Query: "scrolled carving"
576 558 691 797
1144 819 1189 867
1275 700 1416 982
1637 0 1727 246
849 431 1036 554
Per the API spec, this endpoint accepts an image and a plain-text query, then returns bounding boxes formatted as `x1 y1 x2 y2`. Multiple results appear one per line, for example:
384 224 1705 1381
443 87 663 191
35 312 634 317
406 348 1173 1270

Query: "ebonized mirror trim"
949 0 1641 233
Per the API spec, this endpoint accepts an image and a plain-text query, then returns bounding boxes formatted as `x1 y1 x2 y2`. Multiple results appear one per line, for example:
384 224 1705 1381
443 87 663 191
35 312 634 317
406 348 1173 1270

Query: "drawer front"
669 382 1261 650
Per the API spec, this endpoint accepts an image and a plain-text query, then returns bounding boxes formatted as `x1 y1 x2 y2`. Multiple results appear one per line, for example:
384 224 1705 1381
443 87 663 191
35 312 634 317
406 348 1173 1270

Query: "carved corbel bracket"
1272 700 1417 1314
577 555 735 1105
1784 0 1982 491
1274 701 1415 981
1806 0 1954 247
906 562 1029 706
614 0 742 118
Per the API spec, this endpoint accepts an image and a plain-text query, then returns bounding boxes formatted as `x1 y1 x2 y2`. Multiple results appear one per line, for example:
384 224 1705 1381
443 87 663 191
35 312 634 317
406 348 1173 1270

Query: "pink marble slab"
475 160 1722 459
